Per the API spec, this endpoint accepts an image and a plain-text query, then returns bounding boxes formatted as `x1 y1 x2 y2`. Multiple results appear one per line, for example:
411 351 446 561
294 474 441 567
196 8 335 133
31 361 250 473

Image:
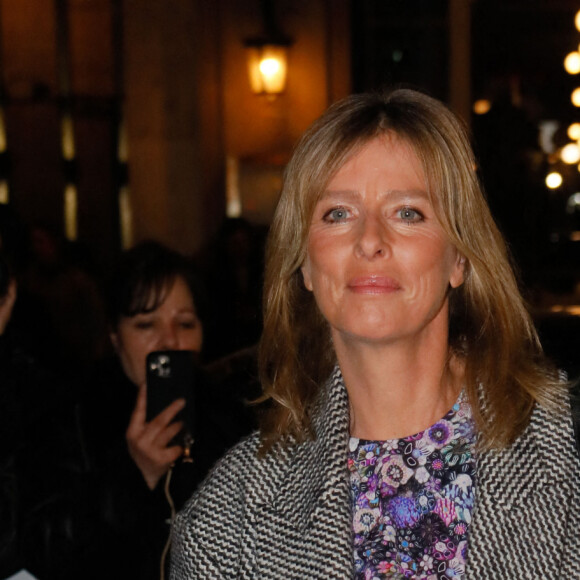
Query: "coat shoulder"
181 430 295 513
467 393 580 579
170 431 297 578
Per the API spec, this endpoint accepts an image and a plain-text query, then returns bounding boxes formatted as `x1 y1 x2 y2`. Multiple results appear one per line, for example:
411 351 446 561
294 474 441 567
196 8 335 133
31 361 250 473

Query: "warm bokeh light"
576 9 580 32
572 87 580 107
259 57 281 76
246 44 288 95
0 109 6 153
0 180 9 204
64 184 77 240
561 143 580 164
61 114 75 160
567 192 580 213
565 51 580 74
546 172 563 189
568 122 580 140
225 155 242 218
550 304 580 316
119 186 133 250
473 99 491 115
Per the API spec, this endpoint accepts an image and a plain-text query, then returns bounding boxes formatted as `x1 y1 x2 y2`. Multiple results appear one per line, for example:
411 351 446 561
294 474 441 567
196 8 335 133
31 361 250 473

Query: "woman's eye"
134 321 154 330
398 207 423 223
323 207 350 223
179 319 197 330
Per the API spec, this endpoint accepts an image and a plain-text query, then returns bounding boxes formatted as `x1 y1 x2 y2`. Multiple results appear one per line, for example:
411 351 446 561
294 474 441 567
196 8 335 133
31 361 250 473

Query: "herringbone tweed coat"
170 367 580 579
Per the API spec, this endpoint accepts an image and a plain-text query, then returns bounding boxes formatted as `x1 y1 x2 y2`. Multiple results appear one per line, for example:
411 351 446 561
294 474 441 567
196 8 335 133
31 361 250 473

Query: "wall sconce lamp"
245 39 290 96
244 0 291 97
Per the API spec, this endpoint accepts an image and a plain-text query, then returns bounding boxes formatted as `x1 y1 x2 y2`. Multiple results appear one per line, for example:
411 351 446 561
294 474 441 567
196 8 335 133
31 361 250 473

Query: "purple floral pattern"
348 393 476 579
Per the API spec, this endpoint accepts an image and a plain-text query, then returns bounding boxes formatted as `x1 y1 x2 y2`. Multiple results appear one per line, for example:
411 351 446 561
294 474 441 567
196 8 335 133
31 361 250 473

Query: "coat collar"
268 366 351 534
465 392 578 578
475 402 559 510
252 367 354 577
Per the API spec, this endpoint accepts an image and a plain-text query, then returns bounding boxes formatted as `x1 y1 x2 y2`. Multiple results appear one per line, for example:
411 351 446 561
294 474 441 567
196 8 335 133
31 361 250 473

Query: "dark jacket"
81 355 258 580
0 335 89 580
170 367 580 579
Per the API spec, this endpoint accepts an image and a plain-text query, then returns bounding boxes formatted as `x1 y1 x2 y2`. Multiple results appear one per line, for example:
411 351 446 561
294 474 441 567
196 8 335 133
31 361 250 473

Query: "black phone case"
146 350 196 443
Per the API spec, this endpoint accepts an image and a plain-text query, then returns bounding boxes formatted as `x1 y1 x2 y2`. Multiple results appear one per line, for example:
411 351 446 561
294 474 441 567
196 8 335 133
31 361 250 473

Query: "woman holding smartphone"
108 242 203 492
81 241 246 580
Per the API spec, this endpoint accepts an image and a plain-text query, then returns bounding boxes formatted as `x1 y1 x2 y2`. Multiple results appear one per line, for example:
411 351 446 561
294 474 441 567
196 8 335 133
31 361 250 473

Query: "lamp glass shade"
246 44 288 95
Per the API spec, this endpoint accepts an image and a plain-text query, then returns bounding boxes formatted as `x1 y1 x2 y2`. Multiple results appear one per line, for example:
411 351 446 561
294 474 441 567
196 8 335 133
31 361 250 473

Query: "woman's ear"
109 331 120 353
449 253 466 289
301 256 313 291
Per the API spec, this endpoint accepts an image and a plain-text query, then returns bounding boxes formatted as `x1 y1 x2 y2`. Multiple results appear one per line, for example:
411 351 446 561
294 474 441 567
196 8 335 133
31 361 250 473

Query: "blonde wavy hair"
258 88 563 451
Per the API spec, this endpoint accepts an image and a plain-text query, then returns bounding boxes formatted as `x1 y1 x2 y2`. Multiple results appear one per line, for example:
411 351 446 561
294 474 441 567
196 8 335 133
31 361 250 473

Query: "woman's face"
111 276 203 386
301 134 465 349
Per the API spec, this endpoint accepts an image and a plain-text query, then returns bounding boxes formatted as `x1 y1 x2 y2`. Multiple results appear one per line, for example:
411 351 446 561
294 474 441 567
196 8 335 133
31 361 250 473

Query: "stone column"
122 0 224 254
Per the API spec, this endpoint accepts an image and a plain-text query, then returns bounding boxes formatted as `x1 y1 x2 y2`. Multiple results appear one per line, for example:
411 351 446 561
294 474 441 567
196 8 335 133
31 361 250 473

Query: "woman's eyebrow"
320 188 429 201
384 188 430 201
319 189 360 201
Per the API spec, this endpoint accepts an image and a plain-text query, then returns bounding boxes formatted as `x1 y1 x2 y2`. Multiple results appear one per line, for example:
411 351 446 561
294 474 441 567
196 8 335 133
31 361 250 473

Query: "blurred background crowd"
0 207 264 579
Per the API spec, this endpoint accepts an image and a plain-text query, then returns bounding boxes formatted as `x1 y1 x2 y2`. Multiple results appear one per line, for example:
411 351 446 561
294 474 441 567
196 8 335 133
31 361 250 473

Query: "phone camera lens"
150 354 171 378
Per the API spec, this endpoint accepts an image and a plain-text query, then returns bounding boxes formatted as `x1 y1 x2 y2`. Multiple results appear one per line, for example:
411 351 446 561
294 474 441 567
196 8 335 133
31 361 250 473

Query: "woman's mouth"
347 276 402 294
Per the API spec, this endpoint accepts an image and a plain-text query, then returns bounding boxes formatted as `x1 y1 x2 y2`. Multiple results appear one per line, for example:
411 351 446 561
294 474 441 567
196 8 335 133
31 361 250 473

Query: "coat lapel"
254 368 354 578
466 398 580 579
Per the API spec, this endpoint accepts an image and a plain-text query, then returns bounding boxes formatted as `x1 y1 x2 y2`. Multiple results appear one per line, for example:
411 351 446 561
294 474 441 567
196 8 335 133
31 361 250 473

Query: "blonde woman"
171 89 580 579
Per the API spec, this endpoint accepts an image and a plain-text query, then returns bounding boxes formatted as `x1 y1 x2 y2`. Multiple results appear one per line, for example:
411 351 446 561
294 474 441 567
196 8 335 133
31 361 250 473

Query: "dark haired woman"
82 241 253 579
171 90 580 579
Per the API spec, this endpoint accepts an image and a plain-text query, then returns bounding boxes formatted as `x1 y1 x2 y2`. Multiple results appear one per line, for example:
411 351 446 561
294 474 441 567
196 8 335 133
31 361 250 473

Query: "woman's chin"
332 322 404 347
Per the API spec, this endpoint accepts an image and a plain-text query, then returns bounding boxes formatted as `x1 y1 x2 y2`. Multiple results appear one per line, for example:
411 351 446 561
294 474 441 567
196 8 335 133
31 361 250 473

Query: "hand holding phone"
146 350 196 442
126 384 186 490
125 350 197 490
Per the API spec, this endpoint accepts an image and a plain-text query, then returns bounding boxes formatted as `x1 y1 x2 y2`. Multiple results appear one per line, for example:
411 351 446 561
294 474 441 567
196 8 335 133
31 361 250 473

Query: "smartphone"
146 350 196 445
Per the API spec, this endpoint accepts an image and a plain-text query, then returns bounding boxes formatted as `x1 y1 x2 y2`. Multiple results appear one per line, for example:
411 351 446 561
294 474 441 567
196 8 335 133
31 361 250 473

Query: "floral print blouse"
348 393 476 579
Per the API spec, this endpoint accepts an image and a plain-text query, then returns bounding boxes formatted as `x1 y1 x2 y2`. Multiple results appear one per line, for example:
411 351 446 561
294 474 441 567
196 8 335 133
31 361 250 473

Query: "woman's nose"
355 215 390 259
158 322 179 349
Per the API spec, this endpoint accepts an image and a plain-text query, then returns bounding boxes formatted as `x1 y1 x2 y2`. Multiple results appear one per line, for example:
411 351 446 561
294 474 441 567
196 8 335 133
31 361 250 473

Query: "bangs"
124 274 175 318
